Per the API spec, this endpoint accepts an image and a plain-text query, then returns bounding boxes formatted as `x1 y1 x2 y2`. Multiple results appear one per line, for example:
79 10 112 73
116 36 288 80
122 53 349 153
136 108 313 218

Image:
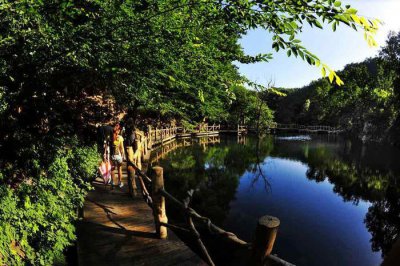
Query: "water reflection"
152 134 400 265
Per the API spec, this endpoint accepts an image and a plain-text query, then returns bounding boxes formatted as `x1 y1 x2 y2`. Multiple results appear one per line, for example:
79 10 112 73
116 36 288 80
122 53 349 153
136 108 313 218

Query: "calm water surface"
152 135 400 266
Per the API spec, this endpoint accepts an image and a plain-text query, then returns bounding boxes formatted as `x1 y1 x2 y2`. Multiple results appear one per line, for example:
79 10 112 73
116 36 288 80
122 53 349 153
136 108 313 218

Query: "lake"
151 134 400 266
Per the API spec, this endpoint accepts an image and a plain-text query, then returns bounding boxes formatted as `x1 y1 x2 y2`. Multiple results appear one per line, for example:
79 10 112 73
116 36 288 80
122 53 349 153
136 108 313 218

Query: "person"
96 124 113 159
125 127 135 159
119 120 126 139
111 123 125 188
124 119 136 148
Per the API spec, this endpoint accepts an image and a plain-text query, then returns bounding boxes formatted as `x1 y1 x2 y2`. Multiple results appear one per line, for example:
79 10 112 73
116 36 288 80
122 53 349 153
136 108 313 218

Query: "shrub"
69 145 101 183
0 144 99 265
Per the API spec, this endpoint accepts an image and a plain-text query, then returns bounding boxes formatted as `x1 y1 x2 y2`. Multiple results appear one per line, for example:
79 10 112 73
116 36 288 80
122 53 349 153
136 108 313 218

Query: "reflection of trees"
300 143 400 258
249 137 271 191
157 135 400 259
365 189 400 256
158 136 274 226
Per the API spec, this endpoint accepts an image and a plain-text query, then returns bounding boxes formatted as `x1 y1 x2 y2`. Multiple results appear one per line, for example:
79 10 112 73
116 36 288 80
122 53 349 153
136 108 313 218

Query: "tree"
380 31 400 143
271 32 400 144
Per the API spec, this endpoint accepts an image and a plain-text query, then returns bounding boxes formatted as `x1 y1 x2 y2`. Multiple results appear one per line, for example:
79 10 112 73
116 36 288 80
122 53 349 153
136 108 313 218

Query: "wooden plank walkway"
77 162 205 266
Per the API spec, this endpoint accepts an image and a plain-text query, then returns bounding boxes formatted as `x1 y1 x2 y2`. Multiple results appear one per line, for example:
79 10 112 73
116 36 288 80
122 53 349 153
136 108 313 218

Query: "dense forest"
270 31 400 144
0 0 381 265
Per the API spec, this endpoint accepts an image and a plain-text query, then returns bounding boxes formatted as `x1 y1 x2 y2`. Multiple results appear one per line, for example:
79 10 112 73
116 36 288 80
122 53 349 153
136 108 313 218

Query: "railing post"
150 166 168 239
126 146 138 197
147 125 153 149
252 215 280 265
134 139 142 170
127 163 137 197
143 136 148 154
141 137 147 158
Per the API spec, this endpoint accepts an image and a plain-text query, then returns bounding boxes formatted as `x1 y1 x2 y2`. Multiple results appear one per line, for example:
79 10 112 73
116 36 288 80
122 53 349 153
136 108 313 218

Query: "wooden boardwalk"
77 162 205 266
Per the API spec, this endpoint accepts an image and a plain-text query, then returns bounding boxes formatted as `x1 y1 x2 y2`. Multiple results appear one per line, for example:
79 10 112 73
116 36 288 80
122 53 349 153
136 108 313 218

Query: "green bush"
69 145 101 183
0 144 99 266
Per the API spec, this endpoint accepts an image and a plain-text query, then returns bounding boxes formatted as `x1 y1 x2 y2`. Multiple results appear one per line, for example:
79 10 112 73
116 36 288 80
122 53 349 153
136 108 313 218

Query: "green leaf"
314 20 323 29
335 75 344 86
198 90 205 103
291 47 298 57
272 42 279 52
298 50 305 60
328 71 334 83
334 1 341 7
351 14 360 24
346 8 358 15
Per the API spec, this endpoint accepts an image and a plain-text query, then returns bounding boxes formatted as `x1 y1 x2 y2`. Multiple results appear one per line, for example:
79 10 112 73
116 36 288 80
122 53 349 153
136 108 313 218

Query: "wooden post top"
152 166 163 176
258 215 280 228
253 215 280 263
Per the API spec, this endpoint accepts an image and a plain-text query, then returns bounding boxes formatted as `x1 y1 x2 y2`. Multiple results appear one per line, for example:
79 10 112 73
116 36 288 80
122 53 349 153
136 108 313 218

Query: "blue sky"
237 0 400 88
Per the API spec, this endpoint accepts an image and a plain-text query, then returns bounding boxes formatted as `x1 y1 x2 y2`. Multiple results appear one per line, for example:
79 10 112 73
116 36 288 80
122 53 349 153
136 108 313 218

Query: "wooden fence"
147 124 245 147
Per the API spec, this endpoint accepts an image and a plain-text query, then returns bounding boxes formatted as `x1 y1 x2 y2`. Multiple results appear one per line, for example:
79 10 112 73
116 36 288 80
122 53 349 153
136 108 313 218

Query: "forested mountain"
271 32 400 144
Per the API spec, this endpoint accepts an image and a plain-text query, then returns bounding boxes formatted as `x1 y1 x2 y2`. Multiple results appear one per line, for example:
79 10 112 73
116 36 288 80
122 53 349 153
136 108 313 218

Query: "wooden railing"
194 124 221 132
147 124 246 147
149 126 179 145
124 129 294 266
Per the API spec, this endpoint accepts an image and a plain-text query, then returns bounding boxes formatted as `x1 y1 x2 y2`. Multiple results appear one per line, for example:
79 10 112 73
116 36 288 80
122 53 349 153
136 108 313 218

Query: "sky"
236 0 400 88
